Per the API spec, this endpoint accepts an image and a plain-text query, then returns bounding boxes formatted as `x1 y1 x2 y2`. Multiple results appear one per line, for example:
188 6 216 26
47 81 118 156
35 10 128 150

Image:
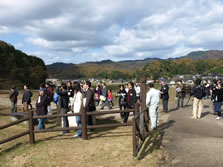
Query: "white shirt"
135 86 140 97
73 91 83 113
146 88 160 106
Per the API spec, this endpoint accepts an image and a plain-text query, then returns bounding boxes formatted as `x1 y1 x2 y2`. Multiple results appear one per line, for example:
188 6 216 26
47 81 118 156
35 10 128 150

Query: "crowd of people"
8 78 223 136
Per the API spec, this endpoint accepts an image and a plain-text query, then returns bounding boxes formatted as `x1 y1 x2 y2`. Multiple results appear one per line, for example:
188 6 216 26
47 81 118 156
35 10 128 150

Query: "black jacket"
67 86 74 98
126 89 137 108
36 94 48 115
56 88 69 109
83 88 96 111
9 89 19 102
212 87 223 102
191 85 205 99
117 90 127 103
22 90 33 103
160 84 169 100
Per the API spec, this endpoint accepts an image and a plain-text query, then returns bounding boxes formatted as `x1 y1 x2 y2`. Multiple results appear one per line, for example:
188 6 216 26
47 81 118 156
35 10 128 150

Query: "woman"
95 85 102 106
9 84 19 113
72 82 83 137
36 88 48 130
116 85 127 119
213 80 223 120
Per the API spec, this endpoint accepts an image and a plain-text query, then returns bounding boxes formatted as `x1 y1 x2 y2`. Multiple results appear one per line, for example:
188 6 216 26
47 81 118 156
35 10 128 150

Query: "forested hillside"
0 41 47 89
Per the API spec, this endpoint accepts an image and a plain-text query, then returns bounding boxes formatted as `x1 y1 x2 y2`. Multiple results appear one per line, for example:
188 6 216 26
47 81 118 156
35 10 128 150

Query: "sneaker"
216 116 222 120
73 134 80 138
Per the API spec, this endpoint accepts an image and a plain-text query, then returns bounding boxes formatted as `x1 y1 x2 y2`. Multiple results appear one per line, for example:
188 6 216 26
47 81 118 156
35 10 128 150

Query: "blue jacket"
160 84 169 100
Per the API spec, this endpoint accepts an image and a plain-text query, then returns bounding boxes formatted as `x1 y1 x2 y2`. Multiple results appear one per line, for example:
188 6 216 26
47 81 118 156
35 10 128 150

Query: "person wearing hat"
36 88 48 130
146 83 160 130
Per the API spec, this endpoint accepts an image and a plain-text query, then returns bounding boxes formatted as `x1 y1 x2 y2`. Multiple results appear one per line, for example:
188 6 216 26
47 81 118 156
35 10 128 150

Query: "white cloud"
1 0 223 64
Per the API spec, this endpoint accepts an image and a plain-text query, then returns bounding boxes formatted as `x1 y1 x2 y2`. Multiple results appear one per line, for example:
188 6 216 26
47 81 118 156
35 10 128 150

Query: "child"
108 89 114 107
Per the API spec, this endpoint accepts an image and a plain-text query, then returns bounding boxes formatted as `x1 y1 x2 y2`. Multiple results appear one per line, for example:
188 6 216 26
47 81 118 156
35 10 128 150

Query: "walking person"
95 85 102 106
9 84 19 113
160 81 169 113
100 82 111 110
124 82 136 123
116 85 127 119
146 83 160 130
83 81 96 130
36 88 48 130
45 83 54 116
135 82 141 102
108 89 114 107
177 80 185 109
22 84 32 112
212 80 223 120
56 83 70 135
72 82 83 138
191 78 205 119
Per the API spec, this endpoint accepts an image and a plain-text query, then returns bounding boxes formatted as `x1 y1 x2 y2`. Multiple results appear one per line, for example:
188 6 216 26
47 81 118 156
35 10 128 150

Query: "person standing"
211 79 218 115
135 82 141 102
36 88 48 130
56 83 69 135
116 85 127 119
22 84 32 112
191 78 205 119
177 80 185 109
124 82 136 123
83 81 96 129
212 80 223 120
45 83 53 116
72 82 83 137
100 82 111 110
160 81 169 113
146 83 160 130
95 85 102 106
9 84 19 113
108 89 114 107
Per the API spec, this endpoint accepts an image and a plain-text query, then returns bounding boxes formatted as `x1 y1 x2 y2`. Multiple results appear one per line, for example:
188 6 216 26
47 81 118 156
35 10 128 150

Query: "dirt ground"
0 91 169 167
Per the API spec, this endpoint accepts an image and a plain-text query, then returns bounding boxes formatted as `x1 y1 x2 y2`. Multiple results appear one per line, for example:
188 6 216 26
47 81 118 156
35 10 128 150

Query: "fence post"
81 107 87 140
140 77 146 111
132 117 137 157
28 110 35 144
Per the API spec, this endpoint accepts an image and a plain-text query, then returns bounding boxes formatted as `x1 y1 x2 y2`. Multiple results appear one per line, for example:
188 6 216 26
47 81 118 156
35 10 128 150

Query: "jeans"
11 102 17 113
61 108 69 133
38 118 45 130
177 96 184 108
76 116 82 136
215 102 222 116
162 99 168 112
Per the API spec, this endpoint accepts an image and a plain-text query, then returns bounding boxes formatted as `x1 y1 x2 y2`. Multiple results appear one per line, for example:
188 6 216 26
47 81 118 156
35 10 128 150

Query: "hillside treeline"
0 41 47 89
135 59 223 80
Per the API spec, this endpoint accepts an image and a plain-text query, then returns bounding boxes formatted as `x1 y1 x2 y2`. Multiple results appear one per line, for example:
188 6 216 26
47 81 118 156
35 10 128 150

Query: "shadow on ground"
137 120 175 160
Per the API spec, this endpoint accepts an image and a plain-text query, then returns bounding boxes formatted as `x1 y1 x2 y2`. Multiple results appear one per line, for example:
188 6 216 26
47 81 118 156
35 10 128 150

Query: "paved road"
162 98 223 166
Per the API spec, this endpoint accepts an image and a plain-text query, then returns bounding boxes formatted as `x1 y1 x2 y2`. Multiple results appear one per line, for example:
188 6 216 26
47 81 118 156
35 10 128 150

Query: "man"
45 83 53 116
191 78 205 119
146 83 160 130
177 80 185 109
124 82 136 123
100 82 111 110
36 88 48 130
160 81 169 113
135 82 141 102
9 84 19 113
56 83 69 135
22 84 33 112
83 81 96 128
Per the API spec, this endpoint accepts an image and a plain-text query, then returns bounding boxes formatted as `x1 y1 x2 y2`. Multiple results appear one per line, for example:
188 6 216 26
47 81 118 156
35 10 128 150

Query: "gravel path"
162 98 223 167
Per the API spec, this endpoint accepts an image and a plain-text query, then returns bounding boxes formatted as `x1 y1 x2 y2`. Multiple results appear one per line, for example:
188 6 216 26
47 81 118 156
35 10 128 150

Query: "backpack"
53 92 59 104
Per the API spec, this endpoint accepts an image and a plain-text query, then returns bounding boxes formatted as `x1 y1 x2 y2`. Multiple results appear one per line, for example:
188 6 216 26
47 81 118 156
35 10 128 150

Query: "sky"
1 0 223 65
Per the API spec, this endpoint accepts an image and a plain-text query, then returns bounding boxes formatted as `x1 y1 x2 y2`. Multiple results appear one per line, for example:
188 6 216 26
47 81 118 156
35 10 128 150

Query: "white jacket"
73 91 83 113
146 88 160 107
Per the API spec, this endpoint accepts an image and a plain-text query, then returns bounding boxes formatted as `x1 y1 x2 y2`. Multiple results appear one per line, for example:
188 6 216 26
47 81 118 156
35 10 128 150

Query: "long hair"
73 82 81 93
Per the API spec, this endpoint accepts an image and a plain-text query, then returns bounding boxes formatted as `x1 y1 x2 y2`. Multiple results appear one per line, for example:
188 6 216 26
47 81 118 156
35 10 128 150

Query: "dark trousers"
162 99 168 112
87 108 93 126
123 106 133 123
215 102 222 116
119 103 126 118
61 108 69 133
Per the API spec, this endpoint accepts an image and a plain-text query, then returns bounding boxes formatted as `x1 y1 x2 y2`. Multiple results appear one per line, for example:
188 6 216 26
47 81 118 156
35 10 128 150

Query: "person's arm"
132 90 137 106
146 92 151 106
36 95 48 107
9 90 14 99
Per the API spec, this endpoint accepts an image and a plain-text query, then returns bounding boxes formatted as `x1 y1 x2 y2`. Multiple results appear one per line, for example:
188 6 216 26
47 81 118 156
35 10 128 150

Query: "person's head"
125 84 128 88
45 82 50 88
195 78 201 85
73 82 81 93
177 80 183 85
67 81 72 87
128 82 134 89
148 83 154 88
101 82 105 87
161 81 166 86
83 80 91 90
40 83 45 89
217 79 222 84
39 88 45 96
108 89 112 93
136 82 139 86
119 85 124 90
61 83 67 90
213 79 217 85
24 84 29 90
11 84 16 89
